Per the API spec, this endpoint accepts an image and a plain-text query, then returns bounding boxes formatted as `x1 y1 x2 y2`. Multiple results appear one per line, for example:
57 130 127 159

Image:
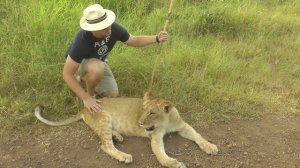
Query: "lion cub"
35 93 218 168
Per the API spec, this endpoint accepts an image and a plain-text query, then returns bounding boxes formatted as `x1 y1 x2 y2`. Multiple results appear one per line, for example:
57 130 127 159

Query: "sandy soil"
0 114 299 168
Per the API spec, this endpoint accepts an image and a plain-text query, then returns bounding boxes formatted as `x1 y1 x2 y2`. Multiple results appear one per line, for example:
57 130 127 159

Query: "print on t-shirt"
95 36 110 59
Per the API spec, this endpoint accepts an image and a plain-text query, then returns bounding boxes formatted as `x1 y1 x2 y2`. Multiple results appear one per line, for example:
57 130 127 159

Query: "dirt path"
1 114 299 168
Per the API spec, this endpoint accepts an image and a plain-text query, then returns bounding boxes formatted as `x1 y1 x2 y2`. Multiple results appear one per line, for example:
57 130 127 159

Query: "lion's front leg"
151 134 186 168
178 122 218 155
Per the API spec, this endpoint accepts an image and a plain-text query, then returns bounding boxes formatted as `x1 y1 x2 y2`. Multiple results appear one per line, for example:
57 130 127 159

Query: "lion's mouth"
145 126 155 132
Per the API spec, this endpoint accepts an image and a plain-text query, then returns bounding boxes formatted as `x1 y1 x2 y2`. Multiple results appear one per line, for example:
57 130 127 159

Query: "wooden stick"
163 0 174 31
148 0 174 93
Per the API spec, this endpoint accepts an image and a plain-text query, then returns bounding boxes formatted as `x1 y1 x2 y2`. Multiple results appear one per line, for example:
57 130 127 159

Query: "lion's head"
138 92 174 133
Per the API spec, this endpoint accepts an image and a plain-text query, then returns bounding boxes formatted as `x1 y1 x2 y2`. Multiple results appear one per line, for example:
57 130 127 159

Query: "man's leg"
95 63 119 98
79 58 105 96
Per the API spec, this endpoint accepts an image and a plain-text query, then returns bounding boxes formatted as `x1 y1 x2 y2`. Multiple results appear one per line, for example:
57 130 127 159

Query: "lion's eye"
148 112 155 116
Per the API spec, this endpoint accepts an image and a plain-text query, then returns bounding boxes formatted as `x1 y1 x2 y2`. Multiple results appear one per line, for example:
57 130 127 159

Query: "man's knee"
84 59 105 81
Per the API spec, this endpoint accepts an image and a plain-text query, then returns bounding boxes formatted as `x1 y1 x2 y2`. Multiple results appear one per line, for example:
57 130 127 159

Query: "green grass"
0 0 299 133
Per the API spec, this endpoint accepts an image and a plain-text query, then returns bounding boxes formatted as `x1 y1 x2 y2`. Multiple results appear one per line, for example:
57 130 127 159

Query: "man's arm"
125 31 168 47
63 56 87 100
63 55 102 112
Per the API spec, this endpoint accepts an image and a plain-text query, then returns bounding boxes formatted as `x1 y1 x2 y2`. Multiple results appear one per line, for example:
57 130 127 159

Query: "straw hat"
80 4 115 31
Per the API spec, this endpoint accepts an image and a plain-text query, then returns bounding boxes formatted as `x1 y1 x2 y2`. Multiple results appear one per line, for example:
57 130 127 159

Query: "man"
63 4 168 113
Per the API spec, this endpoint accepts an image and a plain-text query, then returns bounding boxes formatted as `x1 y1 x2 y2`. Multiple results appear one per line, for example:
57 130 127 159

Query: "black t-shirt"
65 22 130 63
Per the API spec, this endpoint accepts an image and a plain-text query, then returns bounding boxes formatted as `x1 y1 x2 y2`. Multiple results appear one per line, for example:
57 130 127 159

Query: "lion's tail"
34 106 82 126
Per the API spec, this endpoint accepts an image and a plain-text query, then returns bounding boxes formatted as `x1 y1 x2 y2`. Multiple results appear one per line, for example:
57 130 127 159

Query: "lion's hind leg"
112 130 123 142
100 138 132 163
85 113 132 163
178 122 218 155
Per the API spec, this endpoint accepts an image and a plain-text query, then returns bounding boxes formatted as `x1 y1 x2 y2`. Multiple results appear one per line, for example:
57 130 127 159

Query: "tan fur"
35 93 218 168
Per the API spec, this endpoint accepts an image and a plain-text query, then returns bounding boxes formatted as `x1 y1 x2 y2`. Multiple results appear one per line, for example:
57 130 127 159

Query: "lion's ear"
143 92 151 101
163 101 173 113
143 92 151 106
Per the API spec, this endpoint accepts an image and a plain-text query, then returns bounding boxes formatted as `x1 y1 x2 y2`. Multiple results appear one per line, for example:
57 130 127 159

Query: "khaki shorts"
78 58 118 95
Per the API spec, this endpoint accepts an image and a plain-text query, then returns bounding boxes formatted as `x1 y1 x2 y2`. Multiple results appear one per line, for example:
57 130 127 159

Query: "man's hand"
157 31 168 43
83 96 103 113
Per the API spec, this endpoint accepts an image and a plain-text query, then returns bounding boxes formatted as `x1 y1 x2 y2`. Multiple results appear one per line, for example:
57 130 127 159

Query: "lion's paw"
112 131 124 142
167 159 186 168
203 142 218 155
119 153 133 164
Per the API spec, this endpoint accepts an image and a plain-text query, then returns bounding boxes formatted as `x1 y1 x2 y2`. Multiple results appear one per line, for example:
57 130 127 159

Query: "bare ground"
0 113 299 168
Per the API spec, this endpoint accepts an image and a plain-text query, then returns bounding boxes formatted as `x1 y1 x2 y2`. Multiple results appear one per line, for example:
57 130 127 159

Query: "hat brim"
80 10 115 31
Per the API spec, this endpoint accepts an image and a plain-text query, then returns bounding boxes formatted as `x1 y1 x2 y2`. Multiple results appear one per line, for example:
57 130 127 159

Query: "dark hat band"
86 12 107 24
